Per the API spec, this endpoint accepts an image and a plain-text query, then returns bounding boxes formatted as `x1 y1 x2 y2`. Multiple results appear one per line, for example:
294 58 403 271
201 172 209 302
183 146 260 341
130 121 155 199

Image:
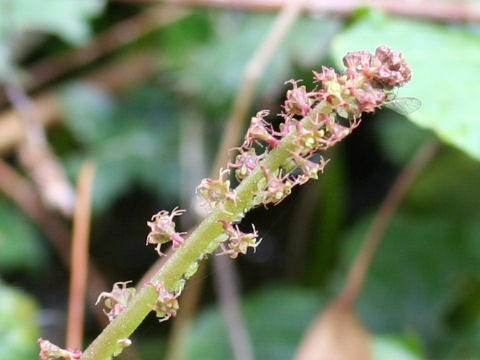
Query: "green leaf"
404 148 480 219
0 0 105 45
0 197 47 273
0 282 39 360
375 113 433 166
62 83 182 212
373 335 424 360
0 0 105 80
59 82 116 145
330 11 480 161
338 211 474 356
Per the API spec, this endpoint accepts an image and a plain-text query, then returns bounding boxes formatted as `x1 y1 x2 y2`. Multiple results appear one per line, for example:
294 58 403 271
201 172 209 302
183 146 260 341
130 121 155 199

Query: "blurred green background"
0 0 479 359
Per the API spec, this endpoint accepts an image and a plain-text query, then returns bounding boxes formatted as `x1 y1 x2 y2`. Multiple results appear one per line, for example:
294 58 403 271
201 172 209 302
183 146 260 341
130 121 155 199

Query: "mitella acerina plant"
39 45 413 360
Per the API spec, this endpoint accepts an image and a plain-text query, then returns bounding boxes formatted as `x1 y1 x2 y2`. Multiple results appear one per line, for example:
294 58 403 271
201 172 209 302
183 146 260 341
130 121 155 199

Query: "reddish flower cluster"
38 339 81 360
95 281 136 322
195 44 412 256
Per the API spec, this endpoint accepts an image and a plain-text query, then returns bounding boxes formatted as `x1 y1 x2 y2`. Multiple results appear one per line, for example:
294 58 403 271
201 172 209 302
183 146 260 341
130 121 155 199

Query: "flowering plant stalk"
39 45 413 360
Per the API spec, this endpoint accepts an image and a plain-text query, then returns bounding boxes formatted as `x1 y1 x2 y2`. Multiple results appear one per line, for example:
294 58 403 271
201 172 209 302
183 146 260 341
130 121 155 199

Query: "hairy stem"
80 103 324 360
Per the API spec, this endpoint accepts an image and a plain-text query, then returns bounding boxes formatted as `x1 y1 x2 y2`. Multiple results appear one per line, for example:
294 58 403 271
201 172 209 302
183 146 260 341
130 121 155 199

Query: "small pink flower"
256 166 294 206
283 79 316 117
343 50 372 75
289 150 329 185
228 147 266 181
243 110 279 148
218 221 261 258
147 207 186 255
38 339 82 360
196 168 237 211
148 281 180 322
313 66 338 84
96 281 136 322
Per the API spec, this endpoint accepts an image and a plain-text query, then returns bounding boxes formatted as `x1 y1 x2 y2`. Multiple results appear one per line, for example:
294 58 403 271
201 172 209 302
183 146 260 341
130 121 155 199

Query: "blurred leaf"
186 284 425 359
0 197 47 273
0 282 39 360
443 318 480 360
375 114 433 166
404 148 480 219
60 82 116 145
339 211 472 355
0 0 105 44
373 335 424 360
163 12 339 115
186 285 323 360
0 0 105 81
62 83 182 212
331 10 480 160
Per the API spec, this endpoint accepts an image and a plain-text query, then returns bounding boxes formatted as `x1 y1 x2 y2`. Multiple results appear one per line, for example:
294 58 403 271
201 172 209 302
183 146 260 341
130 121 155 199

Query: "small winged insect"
383 96 422 115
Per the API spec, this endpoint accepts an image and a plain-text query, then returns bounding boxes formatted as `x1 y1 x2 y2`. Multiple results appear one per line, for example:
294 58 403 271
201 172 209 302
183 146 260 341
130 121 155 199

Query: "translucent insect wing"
384 97 422 115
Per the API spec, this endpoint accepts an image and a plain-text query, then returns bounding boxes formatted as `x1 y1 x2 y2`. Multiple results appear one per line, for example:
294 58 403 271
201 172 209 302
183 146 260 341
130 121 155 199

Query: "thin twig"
338 139 440 307
67 161 96 349
112 0 480 22
212 255 254 360
4 82 76 216
0 5 189 107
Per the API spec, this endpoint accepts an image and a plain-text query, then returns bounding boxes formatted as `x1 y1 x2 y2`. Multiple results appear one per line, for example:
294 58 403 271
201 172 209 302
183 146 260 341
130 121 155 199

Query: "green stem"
79 106 325 360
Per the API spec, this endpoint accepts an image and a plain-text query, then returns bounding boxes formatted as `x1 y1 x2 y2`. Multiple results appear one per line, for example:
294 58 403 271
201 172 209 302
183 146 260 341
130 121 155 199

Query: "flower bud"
147 207 186 255
96 281 136 321
38 339 81 360
148 281 180 322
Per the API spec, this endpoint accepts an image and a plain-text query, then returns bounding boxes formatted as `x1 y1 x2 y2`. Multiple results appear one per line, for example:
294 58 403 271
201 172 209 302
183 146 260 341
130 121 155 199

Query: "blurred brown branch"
5 82 76 216
112 0 480 22
67 161 96 350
